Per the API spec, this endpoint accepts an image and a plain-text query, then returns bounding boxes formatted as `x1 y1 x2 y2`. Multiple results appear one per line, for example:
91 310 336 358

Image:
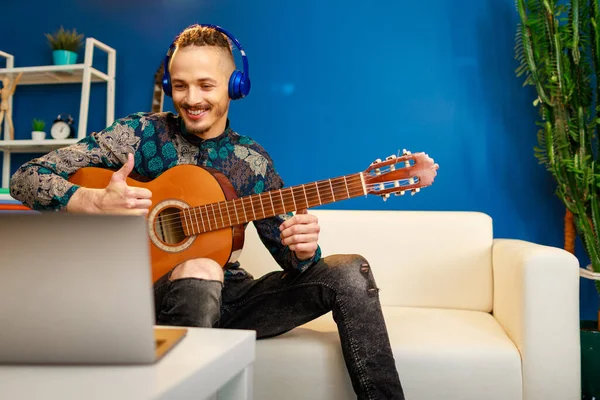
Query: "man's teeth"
188 109 207 115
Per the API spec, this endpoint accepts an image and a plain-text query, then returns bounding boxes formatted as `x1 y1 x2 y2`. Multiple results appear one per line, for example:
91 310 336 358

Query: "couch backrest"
236 210 493 312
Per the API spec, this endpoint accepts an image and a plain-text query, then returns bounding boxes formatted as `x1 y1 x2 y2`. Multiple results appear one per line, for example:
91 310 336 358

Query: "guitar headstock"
363 149 439 201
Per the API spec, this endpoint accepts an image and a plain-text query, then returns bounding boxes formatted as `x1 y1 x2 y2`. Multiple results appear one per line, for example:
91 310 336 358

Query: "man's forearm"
10 164 79 211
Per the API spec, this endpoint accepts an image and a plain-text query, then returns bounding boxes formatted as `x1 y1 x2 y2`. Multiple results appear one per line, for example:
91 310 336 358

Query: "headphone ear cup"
228 70 251 100
162 73 172 97
228 70 243 100
162 53 173 97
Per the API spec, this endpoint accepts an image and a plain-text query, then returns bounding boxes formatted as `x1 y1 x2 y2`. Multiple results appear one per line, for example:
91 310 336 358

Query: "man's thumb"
114 153 134 181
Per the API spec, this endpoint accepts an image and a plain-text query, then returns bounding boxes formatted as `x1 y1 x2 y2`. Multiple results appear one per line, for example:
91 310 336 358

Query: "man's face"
169 45 233 139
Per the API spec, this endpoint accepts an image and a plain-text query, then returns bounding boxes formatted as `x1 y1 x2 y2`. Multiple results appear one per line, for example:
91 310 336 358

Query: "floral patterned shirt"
9 111 321 279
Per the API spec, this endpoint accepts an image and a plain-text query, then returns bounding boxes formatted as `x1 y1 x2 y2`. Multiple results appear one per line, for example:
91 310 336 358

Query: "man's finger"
282 233 319 246
106 207 148 216
126 186 153 199
279 209 315 231
113 153 135 181
281 223 318 237
130 198 152 209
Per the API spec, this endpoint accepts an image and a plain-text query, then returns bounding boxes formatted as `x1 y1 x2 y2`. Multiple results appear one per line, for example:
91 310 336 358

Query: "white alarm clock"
51 114 75 140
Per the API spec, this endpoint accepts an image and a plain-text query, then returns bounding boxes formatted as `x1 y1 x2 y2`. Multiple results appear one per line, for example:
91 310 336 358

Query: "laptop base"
154 327 188 361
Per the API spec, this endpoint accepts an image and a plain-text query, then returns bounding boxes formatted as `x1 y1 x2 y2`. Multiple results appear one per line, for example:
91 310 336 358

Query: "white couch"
236 210 581 400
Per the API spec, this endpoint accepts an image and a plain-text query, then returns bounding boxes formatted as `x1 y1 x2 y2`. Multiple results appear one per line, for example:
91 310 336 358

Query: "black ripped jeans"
153 254 405 400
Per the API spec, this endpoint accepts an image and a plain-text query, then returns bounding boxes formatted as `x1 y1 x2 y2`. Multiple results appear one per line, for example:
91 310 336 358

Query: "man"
10 24 406 399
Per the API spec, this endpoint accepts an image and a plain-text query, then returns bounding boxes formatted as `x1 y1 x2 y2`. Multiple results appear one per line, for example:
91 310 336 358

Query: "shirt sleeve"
9 114 143 211
251 153 322 273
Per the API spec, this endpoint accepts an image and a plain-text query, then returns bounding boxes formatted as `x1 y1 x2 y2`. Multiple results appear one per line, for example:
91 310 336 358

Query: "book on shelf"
0 188 32 212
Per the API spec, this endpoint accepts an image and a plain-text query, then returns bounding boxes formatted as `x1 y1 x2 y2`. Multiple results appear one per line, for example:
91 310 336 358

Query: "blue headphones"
161 24 251 100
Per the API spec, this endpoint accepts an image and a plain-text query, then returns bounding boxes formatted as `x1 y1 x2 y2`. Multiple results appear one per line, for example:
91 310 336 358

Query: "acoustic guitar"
68 149 438 282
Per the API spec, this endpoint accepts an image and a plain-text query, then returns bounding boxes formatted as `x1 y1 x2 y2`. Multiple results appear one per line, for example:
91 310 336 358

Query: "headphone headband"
162 24 251 100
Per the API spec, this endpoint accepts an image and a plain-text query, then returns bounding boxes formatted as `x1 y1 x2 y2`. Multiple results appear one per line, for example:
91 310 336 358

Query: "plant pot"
581 316 600 399
31 131 46 140
52 50 77 65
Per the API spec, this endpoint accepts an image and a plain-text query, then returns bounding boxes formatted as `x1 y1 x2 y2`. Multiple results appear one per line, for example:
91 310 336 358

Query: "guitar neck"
181 173 366 235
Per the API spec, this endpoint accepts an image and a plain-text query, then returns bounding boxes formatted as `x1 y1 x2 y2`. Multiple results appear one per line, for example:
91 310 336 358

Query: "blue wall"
1 0 597 319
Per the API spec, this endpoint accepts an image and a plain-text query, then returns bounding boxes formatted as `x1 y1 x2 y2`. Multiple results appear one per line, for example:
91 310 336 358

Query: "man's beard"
174 102 226 136
185 121 210 136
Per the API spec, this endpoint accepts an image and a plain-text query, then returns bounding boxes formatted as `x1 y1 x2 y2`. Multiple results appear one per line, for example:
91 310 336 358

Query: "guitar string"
153 178 418 234
153 178 417 232
151 179 418 237
152 164 414 231
153 177 368 231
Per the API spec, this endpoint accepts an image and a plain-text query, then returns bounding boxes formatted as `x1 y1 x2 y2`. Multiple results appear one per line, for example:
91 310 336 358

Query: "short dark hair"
173 24 234 63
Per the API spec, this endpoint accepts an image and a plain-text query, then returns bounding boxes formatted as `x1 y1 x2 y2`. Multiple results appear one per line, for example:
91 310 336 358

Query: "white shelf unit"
0 38 116 188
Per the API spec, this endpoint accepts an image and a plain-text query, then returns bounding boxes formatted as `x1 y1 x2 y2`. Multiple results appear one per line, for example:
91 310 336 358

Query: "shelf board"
0 64 111 85
0 139 79 153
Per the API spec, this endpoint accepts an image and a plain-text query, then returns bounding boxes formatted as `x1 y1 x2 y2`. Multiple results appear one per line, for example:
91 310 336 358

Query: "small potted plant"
31 119 46 140
44 26 84 65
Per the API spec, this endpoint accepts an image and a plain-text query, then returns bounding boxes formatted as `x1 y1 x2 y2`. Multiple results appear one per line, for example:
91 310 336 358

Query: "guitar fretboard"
180 173 365 235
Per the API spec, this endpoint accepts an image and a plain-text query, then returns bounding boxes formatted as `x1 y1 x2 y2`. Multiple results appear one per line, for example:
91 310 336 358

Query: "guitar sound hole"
155 207 187 244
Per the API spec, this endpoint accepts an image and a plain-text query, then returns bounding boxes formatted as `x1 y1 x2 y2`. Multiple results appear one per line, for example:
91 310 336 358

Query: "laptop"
0 212 186 364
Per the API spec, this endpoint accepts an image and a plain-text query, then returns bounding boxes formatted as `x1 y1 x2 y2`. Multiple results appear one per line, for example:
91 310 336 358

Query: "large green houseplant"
514 0 600 397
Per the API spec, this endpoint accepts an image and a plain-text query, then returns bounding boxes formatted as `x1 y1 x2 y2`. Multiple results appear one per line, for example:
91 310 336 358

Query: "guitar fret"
278 189 285 213
182 209 190 235
277 189 287 213
192 208 200 234
211 204 218 229
217 203 223 229
241 198 248 222
224 201 232 226
329 179 336 201
316 181 330 203
314 182 321 205
249 197 256 220
188 209 194 233
291 188 297 210
232 200 240 224
269 192 275 216
204 205 212 231
198 207 206 232
258 194 265 218
302 185 309 208
343 176 350 199
189 209 195 233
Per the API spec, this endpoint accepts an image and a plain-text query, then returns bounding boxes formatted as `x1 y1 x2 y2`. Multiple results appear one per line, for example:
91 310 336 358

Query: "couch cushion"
253 306 522 400
237 210 493 311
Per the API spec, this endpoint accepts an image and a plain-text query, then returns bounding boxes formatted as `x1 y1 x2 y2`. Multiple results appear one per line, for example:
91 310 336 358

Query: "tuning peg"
385 155 398 174
382 193 391 202
371 158 382 165
402 149 411 156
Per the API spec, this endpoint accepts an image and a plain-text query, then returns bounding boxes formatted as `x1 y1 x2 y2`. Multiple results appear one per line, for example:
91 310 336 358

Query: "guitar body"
68 165 245 283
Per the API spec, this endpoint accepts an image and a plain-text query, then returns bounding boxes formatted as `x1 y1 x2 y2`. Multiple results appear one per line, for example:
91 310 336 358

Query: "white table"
0 327 256 400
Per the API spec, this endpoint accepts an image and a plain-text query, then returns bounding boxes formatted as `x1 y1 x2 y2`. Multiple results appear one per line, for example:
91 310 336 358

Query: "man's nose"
187 86 203 105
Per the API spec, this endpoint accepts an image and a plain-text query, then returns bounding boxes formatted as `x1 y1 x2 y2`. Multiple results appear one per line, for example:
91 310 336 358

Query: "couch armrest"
492 239 580 400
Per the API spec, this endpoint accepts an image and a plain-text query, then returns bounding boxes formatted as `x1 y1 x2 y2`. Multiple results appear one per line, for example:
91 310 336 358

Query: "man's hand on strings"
279 209 320 260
